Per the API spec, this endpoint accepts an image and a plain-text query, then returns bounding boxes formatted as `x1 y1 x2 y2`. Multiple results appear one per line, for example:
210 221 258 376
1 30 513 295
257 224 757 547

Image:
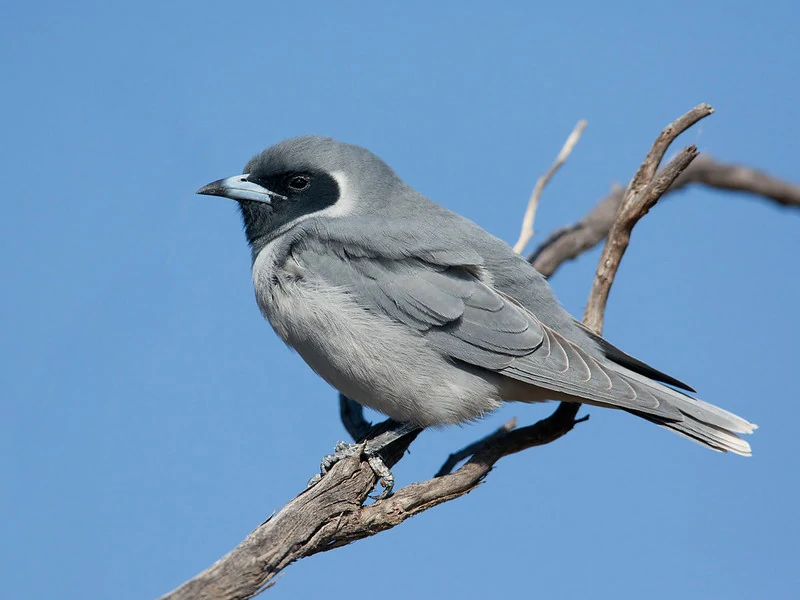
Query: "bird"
197 135 756 463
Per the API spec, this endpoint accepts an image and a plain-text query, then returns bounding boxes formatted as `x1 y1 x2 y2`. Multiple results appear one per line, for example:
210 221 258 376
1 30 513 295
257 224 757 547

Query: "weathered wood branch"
583 102 712 333
160 104 797 600
528 153 800 279
513 119 588 254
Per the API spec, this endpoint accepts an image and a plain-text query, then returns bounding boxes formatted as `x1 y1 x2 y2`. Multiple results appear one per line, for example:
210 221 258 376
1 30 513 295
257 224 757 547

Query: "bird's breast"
248 240 504 426
251 238 307 343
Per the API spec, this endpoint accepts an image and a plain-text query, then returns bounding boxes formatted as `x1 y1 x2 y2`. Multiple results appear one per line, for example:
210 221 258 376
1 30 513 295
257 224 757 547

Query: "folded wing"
295 238 755 454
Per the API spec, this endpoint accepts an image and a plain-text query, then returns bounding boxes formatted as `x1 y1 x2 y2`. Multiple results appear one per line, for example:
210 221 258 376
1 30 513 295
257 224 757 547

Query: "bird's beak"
196 174 284 204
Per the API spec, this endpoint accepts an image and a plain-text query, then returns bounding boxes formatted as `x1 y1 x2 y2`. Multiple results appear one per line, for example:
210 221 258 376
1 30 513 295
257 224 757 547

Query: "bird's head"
197 136 402 251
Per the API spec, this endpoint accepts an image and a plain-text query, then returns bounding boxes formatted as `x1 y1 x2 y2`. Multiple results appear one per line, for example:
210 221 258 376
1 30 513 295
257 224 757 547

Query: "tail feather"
633 409 755 456
500 320 757 455
610 364 757 456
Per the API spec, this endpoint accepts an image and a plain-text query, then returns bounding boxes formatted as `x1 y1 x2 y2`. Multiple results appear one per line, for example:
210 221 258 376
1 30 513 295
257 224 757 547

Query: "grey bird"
198 136 756 461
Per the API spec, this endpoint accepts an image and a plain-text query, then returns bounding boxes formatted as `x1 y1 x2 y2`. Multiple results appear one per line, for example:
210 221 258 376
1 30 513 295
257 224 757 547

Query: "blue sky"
3 1 799 598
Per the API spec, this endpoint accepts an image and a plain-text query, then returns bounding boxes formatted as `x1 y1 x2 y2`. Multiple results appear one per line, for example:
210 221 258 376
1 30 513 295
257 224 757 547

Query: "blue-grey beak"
196 174 285 204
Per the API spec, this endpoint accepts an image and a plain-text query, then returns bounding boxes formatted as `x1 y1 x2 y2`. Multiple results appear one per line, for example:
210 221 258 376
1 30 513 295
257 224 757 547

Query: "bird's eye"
288 175 311 191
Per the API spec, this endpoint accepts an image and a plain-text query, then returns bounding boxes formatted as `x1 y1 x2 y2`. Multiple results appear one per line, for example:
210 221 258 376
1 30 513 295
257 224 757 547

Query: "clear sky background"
3 2 799 599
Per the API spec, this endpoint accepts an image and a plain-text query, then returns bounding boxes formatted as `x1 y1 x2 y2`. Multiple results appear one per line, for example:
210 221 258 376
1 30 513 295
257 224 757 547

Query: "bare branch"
512 120 587 254
628 104 713 197
529 155 800 279
160 429 418 600
583 104 712 334
584 149 701 332
338 403 587 534
435 417 518 477
675 154 800 208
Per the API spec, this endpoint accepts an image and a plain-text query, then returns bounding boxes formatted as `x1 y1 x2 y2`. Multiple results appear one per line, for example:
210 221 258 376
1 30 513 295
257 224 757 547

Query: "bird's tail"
569 320 757 454
616 367 757 456
628 396 756 456
502 323 757 455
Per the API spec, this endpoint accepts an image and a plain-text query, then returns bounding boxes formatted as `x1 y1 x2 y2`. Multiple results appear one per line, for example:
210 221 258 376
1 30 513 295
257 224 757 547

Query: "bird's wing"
295 240 542 370
294 239 683 420
571 318 696 392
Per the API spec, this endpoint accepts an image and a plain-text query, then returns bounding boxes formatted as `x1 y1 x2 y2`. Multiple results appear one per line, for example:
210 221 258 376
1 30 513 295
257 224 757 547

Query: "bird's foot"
306 440 396 499
306 440 362 488
307 421 421 500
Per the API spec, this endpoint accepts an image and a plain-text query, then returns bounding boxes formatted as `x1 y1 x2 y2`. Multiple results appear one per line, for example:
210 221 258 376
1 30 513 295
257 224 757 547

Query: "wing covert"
294 241 544 367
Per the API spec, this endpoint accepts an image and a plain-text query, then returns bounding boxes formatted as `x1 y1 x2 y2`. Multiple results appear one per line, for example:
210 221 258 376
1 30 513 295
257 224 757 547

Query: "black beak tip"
196 182 221 196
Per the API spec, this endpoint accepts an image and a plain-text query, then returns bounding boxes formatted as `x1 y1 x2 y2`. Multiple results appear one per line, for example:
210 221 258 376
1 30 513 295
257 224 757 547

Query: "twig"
435 417 518 477
628 104 713 198
512 120 588 254
583 104 713 334
673 154 800 208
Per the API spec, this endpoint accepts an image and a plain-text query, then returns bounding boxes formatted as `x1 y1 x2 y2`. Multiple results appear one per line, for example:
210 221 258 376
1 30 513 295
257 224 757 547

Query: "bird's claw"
306 440 396 500
306 440 362 488
366 453 395 500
